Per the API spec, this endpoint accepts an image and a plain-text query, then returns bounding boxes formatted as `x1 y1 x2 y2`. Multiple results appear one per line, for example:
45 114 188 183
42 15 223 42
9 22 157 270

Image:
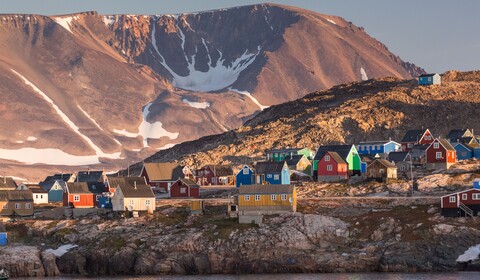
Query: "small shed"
190 200 204 214
170 179 200 198
418 73 441 85
0 222 6 246
367 159 397 183
453 143 474 161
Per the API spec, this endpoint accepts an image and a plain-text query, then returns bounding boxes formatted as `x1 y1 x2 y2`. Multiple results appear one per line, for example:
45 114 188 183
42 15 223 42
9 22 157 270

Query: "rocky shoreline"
2 199 480 277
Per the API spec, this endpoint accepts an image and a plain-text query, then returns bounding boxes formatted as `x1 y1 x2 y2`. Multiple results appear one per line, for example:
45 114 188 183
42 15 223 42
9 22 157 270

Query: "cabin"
313 144 362 179
76 171 107 203
446 129 475 144
441 182 480 217
409 144 429 166
235 184 296 224
387 151 412 179
170 179 200 198
254 161 290 185
426 138 457 170
317 151 348 182
357 140 401 155
0 222 6 246
26 184 49 204
141 162 187 192
111 177 155 212
196 165 234 186
418 73 441 85
266 148 315 162
285 154 311 174
400 129 434 151
0 177 17 191
39 180 66 203
0 190 34 216
453 143 474 161
367 159 397 183
63 182 94 208
236 165 255 188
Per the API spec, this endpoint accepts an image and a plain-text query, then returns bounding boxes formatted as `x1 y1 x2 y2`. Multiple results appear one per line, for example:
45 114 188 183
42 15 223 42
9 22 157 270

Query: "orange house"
63 182 94 208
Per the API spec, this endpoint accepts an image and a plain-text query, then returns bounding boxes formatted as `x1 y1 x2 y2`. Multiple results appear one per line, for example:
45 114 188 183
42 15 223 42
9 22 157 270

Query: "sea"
14 272 480 280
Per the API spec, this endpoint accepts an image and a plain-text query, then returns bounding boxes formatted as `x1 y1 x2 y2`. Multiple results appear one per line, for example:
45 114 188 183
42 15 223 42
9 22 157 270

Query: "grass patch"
100 236 126 252
53 227 78 241
154 207 190 226
204 218 258 241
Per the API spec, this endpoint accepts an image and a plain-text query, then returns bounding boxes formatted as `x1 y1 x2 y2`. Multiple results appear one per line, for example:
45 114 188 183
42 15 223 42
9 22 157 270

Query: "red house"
195 165 234 186
441 188 480 217
141 162 191 192
170 179 200 198
63 182 94 208
400 129 434 151
317 151 348 182
426 138 456 170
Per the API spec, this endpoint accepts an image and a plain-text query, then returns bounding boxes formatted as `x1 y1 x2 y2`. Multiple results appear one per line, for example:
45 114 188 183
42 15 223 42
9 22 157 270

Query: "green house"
312 144 362 178
266 148 314 162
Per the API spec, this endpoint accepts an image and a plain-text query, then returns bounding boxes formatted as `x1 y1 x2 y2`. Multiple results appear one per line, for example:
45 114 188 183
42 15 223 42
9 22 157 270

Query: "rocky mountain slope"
0 3 422 181
138 70 480 173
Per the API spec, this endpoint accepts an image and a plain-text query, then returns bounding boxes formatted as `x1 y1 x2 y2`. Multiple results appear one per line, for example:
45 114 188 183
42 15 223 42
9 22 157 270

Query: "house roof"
142 162 184 181
285 154 305 166
441 188 480 198
358 140 399 146
419 73 438 78
26 184 48 194
446 129 471 142
66 182 91 194
117 178 155 198
387 151 409 163
0 190 33 201
238 184 294 195
107 176 145 189
174 178 200 188
39 180 66 192
254 161 287 174
0 177 18 190
267 148 302 153
206 165 234 177
313 145 354 161
327 151 347 165
76 171 104 183
400 129 429 143
410 144 429 152
453 142 474 152
369 159 396 168
437 138 456 151
43 173 73 182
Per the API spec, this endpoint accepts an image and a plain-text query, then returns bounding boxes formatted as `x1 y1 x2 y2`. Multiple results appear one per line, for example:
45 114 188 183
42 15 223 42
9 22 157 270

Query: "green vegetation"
100 236 126 252
204 218 258 241
53 227 78 241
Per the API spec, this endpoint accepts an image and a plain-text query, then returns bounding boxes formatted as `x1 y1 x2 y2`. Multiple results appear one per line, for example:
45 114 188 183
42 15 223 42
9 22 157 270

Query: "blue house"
254 161 290 185
473 147 480 159
453 143 473 161
0 222 6 246
418 73 441 85
236 165 255 188
39 180 66 202
357 140 401 155
474 179 480 189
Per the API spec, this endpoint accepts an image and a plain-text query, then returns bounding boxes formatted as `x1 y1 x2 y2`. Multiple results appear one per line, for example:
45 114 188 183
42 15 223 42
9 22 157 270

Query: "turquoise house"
266 148 314 162
418 73 441 85
40 180 66 202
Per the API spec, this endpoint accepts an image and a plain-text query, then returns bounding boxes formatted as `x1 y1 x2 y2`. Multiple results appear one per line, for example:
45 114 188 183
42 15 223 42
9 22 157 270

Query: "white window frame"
145 199 151 206
436 152 442 159
129 199 134 205
243 167 249 175
254 195 261 201
449 196 456 203
325 155 330 162
271 194 277 201
473 194 480 200
281 194 287 201
26 203 31 209
15 203 21 209
74 195 80 202
462 193 468 200
267 174 272 179
244 195 250 201
180 187 187 194
433 142 439 149
327 165 333 171
274 174 280 180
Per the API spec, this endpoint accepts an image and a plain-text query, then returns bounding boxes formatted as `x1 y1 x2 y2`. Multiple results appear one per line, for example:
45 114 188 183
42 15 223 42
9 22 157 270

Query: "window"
145 199 151 206
243 167 249 175
325 155 330 162
377 145 381 150
255 195 261 201
180 187 187 194
74 195 80 202
2 204 7 209
436 152 442 159
408 143 413 148
267 174 272 179
461 152 467 157
428 77 432 82
129 199 134 205
462 193 468 200
274 174 279 180
425 135 431 140
35 194 38 199
327 165 333 171
449 196 456 203
281 194 287 201
40 195 43 199
244 195 250 201
15 203 20 209
400 166 405 171
433 142 439 149
473 194 480 200
271 194 277 201
26 203 31 209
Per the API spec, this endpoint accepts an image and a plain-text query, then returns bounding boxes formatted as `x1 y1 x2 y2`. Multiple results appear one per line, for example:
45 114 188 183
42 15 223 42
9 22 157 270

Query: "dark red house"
441 188 480 217
63 182 94 208
426 138 456 170
400 129 434 151
195 165 234 186
141 162 190 192
170 179 200 198
317 151 348 182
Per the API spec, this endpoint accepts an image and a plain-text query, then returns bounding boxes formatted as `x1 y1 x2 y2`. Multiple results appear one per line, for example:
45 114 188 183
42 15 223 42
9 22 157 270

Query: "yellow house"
236 184 296 224
111 177 155 212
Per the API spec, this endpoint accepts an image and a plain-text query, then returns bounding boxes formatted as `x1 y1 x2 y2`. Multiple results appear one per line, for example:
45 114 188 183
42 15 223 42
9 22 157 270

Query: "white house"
110 177 155 212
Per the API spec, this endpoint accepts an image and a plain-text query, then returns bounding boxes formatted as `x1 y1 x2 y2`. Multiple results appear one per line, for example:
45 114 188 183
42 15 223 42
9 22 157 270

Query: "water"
17 272 480 280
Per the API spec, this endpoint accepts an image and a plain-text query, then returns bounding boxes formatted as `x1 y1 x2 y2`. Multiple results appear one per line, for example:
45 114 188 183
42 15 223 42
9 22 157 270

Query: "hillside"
136 70 480 173
0 3 422 180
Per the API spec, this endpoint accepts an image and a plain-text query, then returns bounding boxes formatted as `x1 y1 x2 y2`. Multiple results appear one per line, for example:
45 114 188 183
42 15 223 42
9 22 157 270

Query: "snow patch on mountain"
327 19 336 25
54 16 77 33
27 136 37 141
229 88 269 111
113 103 179 147
152 19 262 92
182 98 210 109
361 67 368 81
457 244 480 262
102 16 115 26
78 105 104 132
0 147 103 165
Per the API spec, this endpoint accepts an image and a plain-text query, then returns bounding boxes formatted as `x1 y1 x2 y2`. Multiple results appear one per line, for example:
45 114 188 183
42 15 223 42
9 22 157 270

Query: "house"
313 144 362 179
367 159 397 183
39 180 66 203
357 140 401 155
170 179 200 198
0 222 6 246
317 151 348 182
409 144 429 166
400 129 434 151
441 182 480 217
43 173 76 183
106 176 147 208
266 148 315 162
76 171 107 203
0 190 34 216
236 165 255 188
195 165 234 186
141 162 187 191
446 129 475 144
63 182 94 208
111 177 155 212
387 151 412 179
418 73 441 85
25 184 49 204
453 143 474 161
426 138 457 170
285 154 312 174
235 184 296 224
254 161 290 185
0 177 17 190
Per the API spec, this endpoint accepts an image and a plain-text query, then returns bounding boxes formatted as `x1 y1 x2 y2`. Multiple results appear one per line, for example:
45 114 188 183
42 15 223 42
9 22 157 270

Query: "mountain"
0 4 423 181
132 70 480 174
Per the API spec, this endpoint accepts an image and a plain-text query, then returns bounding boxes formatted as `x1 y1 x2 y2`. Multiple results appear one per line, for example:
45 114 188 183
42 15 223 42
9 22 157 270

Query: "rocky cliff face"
0 4 422 181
